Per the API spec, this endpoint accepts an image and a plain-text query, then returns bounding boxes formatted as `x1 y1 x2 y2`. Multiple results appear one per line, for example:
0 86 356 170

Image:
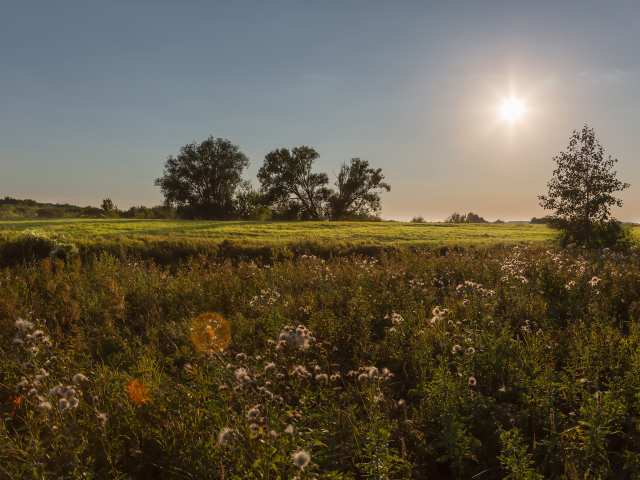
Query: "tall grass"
1 242 640 478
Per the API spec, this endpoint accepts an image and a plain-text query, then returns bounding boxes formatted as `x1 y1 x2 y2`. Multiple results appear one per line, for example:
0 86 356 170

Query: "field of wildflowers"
1 235 640 478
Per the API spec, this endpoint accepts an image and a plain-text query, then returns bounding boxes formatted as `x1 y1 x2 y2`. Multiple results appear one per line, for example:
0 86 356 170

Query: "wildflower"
398 399 406 408
375 393 384 405
12 334 23 344
315 374 328 383
391 312 404 324
269 429 278 439
389 327 396 333
63 388 76 400
217 428 234 446
358 373 368 383
226 363 234 370
235 353 246 361
430 316 440 326
249 423 260 434
432 307 441 316
466 347 475 355
264 362 275 373
97 412 107 425
463 300 470 307
234 368 249 381
32 330 45 339
292 365 310 378
579 378 587 384
15 318 34 332
49 384 62 396
589 276 601 287
452 345 462 354
68 397 80 408
285 424 295 435
58 398 69 411
38 401 52 413
72 374 88 384
29 346 39 356
368 367 379 381
183 363 193 372
246 408 261 420
292 449 311 469
314 365 322 373
468 377 477 387
16 378 29 390
330 374 341 382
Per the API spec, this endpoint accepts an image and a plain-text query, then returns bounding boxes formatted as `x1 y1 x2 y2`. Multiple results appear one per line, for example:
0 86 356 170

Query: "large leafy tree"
155 137 249 217
257 147 330 220
538 125 630 247
327 158 390 220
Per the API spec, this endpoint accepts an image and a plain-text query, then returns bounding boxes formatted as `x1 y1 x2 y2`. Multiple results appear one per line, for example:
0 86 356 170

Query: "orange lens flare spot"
191 313 231 353
126 379 150 404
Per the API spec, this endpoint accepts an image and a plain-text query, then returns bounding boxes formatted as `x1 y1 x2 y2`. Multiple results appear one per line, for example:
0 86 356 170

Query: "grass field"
0 218 560 245
2 221 640 478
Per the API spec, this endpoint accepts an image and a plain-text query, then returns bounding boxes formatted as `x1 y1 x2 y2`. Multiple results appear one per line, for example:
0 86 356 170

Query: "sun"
500 99 524 121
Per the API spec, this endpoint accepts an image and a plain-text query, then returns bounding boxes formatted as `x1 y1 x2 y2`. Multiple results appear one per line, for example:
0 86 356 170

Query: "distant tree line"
154 137 391 221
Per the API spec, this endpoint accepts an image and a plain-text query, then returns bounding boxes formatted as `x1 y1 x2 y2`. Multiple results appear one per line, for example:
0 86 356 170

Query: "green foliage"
539 125 631 248
1 239 640 477
154 136 250 218
258 146 331 220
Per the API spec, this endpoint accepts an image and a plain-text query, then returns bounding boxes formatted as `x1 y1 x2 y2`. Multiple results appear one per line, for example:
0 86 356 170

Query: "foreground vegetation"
2 233 640 479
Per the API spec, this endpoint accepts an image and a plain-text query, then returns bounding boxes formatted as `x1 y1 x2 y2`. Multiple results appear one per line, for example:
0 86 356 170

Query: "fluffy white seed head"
217 428 234 446
292 449 311 469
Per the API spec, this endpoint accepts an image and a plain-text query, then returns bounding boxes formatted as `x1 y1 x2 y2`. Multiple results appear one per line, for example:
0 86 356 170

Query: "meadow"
1 222 640 478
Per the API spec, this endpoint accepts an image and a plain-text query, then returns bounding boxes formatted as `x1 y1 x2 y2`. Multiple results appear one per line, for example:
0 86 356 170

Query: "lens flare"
500 99 524 121
190 313 231 354
126 379 150 404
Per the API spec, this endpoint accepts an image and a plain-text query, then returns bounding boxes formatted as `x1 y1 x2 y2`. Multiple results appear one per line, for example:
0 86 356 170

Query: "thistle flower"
292 365 310 378
368 367 379 381
234 368 249 381
235 353 246 361
32 330 45 339
293 449 311 469
72 374 88 384
285 424 295 435
468 377 477 387
49 384 62 396
375 393 384 405
68 397 80 408
432 307 441 316
391 312 404 324
16 378 29 390
63 388 77 400
430 316 441 326
466 347 475 355
58 398 69 411
314 365 322 373
358 373 368 383
37 401 52 413
217 428 234 446
246 408 261 420
463 300 470 307
29 346 39 356
264 362 275 373
315 374 328 383
97 412 108 425
269 430 278 439
12 334 23 344
452 345 462 354
15 318 34 332
330 373 341 382
398 399 406 408
249 423 260 434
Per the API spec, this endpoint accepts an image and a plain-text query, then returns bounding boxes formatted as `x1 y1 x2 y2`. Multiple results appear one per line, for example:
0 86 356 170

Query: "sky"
1 1 639 221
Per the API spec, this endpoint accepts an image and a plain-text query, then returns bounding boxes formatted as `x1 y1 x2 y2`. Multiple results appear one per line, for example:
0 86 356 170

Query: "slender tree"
538 125 630 247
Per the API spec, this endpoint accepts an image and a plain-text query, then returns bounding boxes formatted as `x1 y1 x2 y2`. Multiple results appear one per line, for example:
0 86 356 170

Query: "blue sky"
1 1 639 221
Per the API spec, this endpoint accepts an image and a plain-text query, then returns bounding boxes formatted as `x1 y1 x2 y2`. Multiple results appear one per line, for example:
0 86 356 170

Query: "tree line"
153 137 390 221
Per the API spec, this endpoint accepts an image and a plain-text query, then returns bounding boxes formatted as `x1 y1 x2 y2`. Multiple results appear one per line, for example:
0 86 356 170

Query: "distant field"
0 218 563 246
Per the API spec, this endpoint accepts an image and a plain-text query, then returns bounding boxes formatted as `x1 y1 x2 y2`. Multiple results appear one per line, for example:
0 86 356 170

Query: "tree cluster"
154 137 390 221
444 212 489 224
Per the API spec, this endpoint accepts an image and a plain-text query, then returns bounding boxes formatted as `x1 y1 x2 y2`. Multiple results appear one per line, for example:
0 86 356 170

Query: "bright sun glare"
500 99 524 121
